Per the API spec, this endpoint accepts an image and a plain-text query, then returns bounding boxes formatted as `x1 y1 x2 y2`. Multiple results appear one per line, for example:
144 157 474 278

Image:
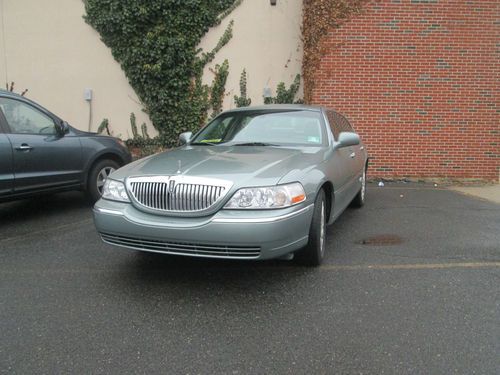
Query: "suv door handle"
349 152 356 158
15 144 34 152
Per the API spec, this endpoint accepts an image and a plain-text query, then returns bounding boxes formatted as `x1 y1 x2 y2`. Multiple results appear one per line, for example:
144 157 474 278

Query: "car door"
0 97 83 193
0 119 14 196
326 110 355 213
337 112 364 197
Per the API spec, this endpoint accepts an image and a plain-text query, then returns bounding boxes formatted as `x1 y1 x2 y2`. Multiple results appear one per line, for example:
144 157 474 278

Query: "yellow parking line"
0 219 93 243
1 262 499 276
321 262 500 271
370 186 449 191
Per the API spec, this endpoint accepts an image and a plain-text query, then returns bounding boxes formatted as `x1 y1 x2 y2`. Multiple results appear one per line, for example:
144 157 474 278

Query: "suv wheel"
87 159 119 202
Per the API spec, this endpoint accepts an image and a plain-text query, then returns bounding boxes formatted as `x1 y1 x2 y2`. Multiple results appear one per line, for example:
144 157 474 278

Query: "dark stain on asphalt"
357 234 403 246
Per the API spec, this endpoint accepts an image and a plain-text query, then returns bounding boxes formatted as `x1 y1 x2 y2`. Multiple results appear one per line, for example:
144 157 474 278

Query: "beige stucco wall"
0 0 153 138
199 0 304 109
0 0 303 137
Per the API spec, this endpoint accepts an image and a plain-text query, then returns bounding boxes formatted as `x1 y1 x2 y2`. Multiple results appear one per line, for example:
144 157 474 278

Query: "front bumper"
93 199 314 260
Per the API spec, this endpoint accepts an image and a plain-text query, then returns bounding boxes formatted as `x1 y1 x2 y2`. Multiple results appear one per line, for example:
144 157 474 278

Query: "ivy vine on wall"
302 0 368 103
263 74 302 104
233 69 251 108
209 59 230 119
84 0 241 146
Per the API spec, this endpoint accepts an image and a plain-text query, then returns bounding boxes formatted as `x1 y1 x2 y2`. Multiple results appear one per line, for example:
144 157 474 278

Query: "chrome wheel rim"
319 201 325 257
361 169 366 202
97 166 116 195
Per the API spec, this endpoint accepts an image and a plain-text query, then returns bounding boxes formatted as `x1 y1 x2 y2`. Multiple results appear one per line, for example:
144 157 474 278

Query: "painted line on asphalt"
447 189 500 205
320 262 500 271
1 262 499 275
369 186 449 191
0 219 93 244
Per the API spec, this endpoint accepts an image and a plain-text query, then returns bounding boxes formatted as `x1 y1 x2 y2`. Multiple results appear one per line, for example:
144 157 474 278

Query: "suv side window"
0 98 56 135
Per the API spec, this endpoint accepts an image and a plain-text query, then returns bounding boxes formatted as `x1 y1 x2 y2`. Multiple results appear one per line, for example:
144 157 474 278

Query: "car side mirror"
179 131 193 145
335 132 360 149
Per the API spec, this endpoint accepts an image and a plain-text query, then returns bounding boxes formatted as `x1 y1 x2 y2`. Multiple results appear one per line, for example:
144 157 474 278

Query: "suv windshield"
190 110 326 147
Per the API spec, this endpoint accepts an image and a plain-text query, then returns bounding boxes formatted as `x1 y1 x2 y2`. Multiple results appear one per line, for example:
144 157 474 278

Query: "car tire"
87 159 120 203
294 189 327 267
351 166 367 208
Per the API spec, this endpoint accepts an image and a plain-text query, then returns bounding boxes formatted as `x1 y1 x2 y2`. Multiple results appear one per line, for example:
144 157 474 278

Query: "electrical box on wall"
84 88 93 101
263 86 272 99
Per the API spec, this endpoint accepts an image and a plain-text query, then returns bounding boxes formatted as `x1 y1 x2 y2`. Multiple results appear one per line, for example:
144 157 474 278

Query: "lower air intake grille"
100 233 261 258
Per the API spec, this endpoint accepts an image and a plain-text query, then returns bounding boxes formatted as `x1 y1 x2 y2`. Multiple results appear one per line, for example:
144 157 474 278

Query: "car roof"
224 104 323 113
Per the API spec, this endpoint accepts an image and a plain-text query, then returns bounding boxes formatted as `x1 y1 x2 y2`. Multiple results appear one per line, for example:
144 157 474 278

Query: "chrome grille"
126 176 232 212
100 233 261 258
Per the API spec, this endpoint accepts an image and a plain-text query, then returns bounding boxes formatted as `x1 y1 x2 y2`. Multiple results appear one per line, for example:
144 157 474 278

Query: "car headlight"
224 182 306 209
102 179 130 202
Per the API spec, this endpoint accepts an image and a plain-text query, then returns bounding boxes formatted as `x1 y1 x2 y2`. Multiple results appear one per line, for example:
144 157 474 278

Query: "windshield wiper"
232 142 278 146
190 142 220 146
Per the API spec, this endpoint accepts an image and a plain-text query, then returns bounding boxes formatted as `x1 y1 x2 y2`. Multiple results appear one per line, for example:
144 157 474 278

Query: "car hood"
111 145 325 188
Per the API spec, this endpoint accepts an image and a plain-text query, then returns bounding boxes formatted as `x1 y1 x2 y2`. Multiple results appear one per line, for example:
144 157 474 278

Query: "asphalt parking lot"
0 183 499 374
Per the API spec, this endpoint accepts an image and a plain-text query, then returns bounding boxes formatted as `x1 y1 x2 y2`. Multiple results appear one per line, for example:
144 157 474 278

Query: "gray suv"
0 90 131 202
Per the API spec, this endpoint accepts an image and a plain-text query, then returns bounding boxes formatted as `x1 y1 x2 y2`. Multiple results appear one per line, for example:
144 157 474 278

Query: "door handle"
15 144 34 152
349 152 356 158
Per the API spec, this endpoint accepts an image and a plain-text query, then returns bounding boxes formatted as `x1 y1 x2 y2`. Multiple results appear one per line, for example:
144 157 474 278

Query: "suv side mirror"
56 120 70 136
179 132 193 145
335 132 360 149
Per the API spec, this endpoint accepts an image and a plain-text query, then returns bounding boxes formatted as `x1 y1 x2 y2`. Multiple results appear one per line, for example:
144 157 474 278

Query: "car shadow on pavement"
107 207 358 293
0 192 91 220
113 251 317 293
0 192 94 239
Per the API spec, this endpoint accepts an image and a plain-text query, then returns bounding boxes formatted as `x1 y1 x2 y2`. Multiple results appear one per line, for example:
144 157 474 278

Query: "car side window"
338 113 355 133
0 98 56 135
326 110 341 140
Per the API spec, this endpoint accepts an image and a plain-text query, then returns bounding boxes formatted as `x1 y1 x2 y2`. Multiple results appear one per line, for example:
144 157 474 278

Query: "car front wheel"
87 159 119 202
294 189 326 266
352 166 366 208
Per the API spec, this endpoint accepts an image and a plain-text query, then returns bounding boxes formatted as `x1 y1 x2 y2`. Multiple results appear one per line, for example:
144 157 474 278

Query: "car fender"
280 166 335 225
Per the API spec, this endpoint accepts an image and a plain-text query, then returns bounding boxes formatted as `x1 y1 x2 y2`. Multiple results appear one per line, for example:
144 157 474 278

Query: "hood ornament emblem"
168 179 176 193
176 160 182 174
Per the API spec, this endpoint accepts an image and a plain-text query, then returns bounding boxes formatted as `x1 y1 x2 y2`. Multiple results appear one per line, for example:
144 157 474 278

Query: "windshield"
190 110 326 147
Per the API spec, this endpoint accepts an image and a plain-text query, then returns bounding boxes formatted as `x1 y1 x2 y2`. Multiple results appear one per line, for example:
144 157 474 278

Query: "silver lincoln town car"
93 105 368 266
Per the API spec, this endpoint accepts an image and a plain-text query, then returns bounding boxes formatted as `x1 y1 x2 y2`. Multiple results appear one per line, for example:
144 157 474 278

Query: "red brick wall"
310 0 499 181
